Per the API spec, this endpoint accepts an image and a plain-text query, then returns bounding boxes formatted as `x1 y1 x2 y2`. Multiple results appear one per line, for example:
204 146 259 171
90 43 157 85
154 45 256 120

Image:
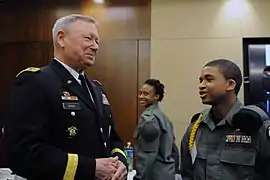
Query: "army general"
6 14 127 180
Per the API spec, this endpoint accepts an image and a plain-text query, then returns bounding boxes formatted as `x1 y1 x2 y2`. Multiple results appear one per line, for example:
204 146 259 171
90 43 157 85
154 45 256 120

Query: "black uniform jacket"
6 59 127 180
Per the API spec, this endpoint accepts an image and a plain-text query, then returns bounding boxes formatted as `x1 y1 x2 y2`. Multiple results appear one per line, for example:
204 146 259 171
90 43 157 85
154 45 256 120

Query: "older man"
6 14 127 180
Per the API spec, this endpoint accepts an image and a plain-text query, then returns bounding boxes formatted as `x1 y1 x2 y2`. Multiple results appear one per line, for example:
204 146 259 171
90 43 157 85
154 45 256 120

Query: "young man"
134 79 181 180
6 14 127 180
180 59 270 180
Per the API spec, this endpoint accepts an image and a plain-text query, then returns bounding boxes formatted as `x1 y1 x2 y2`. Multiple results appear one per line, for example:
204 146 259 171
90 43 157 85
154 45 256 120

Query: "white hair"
52 14 97 45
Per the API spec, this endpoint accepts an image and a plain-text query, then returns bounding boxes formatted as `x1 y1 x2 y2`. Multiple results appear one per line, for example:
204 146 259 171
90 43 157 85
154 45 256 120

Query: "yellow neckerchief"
188 114 203 152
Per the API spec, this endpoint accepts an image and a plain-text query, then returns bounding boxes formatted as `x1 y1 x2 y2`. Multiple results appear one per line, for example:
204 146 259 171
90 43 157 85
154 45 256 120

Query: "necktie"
78 74 95 104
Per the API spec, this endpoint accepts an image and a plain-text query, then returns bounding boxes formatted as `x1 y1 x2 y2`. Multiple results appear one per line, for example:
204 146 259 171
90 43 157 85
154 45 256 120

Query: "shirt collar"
201 99 243 130
54 58 84 83
146 103 159 111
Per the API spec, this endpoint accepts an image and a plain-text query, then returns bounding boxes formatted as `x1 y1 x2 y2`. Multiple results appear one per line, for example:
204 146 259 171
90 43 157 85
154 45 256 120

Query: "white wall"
151 0 270 144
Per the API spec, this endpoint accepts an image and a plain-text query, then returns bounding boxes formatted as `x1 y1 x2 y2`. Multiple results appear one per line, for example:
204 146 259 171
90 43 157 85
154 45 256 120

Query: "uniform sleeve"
6 73 96 180
179 124 193 180
134 116 160 180
109 121 128 167
256 120 270 180
93 81 127 166
172 141 180 174
95 83 127 167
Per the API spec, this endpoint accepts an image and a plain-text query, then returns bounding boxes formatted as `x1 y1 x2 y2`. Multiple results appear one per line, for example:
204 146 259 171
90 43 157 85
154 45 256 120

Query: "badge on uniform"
62 102 81 110
67 126 78 138
102 93 110 105
61 91 78 101
108 125 111 137
63 91 70 96
225 134 252 144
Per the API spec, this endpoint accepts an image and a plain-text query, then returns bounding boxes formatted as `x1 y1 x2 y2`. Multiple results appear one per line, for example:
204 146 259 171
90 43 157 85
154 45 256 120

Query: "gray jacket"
134 103 176 180
180 100 270 180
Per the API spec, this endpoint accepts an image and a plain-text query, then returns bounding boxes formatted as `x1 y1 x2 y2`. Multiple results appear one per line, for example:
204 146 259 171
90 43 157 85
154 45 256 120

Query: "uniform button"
104 142 107 147
71 112 75 116
100 128 103 133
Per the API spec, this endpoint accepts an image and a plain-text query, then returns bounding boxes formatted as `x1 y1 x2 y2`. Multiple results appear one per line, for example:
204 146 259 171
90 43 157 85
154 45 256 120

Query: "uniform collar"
54 58 84 84
201 99 243 130
146 103 159 111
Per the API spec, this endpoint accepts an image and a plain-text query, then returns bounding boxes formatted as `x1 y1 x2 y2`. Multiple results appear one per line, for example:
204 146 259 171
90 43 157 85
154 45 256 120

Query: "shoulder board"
93 79 103 86
191 113 201 123
16 67 40 78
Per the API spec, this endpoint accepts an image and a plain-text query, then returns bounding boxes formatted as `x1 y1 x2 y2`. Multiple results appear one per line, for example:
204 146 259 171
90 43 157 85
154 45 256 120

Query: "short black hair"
144 79 165 101
204 59 242 95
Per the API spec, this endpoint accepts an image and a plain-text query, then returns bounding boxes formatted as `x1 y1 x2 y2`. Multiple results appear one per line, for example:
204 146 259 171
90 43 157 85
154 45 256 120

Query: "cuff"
111 148 127 166
63 153 78 180
73 154 96 180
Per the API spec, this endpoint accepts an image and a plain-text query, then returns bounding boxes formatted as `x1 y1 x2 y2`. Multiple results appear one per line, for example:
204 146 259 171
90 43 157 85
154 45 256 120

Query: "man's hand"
111 159 127 180
95 157 118 180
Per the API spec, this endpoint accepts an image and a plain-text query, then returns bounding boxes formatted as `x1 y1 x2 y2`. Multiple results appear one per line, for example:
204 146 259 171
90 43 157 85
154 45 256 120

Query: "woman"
133 79 181 180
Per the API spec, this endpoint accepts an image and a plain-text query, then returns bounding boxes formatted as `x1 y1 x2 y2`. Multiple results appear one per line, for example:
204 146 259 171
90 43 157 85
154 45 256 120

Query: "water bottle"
124 141 133 171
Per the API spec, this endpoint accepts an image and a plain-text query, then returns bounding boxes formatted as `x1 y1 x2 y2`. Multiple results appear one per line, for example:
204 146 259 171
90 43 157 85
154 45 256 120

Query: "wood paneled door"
0 0 150 167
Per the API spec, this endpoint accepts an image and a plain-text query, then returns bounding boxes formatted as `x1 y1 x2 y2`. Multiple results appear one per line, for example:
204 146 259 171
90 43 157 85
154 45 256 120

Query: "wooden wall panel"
0 42 53 120
137 40 151 116
86 40 138 143
0 4 150 42
138 40 151 90
0 0 150 167
82 6 151 39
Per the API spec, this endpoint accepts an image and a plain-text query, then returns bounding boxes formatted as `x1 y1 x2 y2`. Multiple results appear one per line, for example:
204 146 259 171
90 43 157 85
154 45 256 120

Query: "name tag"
225 134 252 144
62 102 81 110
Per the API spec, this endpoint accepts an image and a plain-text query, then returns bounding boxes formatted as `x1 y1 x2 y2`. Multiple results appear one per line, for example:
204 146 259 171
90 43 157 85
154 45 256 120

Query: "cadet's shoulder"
139 110 160 142
16 67 41 78
262 120 270 130
190 107 210 123
141 108 155 121
190 113 202 123
259 120 270 138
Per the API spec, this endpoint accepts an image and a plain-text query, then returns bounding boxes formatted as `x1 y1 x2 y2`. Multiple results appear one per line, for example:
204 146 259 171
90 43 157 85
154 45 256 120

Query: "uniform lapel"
86 78 104 118
49 59 96 110
86 78 109 151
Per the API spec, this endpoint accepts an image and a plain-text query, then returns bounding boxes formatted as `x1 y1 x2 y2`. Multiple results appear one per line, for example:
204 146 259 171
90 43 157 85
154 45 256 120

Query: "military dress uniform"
134 103 176 180
6 59 127 180
180 100 270 180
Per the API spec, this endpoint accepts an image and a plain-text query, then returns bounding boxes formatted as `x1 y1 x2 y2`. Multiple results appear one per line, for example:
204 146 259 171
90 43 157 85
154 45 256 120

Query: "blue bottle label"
126 149 133 157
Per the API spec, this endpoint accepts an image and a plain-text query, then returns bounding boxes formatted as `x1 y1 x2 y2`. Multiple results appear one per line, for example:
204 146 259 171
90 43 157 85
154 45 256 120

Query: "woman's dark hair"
144 79 165 101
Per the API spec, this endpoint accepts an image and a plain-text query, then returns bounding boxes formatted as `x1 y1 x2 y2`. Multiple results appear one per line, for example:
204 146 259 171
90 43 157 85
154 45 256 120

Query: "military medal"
102 93 110 105
67 126 78 138
61 96 78 101
61 91 78 101
225 134 252 144
63 91 70 96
